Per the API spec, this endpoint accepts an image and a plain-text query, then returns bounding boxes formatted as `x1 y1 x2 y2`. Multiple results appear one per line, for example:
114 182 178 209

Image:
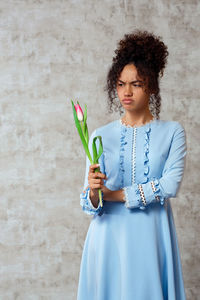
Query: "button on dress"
77 118 187 300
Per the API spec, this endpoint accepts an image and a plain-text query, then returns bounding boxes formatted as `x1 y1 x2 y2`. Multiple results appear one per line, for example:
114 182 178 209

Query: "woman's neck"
123 111 154 127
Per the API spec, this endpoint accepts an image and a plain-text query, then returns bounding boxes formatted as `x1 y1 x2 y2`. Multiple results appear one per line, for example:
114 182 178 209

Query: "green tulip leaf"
92 136 103 164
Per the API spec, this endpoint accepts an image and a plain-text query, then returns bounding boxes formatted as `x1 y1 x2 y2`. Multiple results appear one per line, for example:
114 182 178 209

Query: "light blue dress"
77 118 187 300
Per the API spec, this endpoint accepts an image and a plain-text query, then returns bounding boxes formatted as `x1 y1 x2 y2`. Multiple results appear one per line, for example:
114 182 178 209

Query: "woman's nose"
124 84 133 95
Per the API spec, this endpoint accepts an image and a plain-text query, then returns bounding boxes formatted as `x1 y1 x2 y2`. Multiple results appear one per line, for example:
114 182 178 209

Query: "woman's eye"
117 83 143 87
117 83 142 87
133 84 142 87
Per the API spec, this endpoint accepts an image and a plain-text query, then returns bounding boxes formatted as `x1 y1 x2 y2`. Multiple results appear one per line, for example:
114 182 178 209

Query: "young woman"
77 30 187 300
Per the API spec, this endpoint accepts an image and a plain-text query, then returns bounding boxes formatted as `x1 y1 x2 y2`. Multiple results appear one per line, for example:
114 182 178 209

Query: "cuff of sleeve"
122 184 146 210
142 179 165 206
87 188 102 210
123 180 165 211
80 186 104 215
122 182 161 210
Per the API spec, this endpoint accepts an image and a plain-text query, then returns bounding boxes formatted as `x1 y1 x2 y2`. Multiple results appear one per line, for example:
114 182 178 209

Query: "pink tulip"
71 99 104 207
75 104 84 121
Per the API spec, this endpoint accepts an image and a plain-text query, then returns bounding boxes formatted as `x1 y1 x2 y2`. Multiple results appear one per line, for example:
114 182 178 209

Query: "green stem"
98 189 103 207
94 167 103 207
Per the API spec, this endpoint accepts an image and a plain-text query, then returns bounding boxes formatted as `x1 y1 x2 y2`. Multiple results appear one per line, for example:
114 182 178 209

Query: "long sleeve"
80 128 105 216
123 122 187 210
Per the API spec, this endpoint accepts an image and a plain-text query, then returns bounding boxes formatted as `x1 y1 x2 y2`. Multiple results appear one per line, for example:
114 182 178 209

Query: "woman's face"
116 63 150 113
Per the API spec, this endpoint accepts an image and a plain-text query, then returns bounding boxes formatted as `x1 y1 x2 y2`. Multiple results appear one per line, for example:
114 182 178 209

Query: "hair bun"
114 30 169 77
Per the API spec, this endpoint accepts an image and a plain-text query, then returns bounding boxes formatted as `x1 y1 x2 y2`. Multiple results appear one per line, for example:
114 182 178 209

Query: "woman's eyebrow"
118 79 143 83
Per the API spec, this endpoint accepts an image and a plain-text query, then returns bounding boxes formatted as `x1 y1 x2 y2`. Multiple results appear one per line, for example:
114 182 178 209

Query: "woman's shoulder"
157 119 185 132
89 120 119 141
95 120 119 134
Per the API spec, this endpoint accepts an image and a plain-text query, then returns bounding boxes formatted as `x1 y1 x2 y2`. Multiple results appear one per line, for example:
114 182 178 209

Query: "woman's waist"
99 199 166 216
101 200 134 215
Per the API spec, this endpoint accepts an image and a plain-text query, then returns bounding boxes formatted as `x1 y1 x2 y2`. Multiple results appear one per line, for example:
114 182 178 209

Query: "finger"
89 172 100 179
89 177 104 186
91 183 102 189
89 172 108 179
89 178 102 185
89 172 102 178
89 164 100 172
93 178 103 184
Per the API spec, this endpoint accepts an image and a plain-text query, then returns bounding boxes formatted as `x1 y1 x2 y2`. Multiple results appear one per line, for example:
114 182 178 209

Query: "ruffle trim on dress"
143 124 151 184
122 187 129 208
131 128 137 184
135 184 147 210
119 126 127 188
123 185 144 209
80 186 104 216
151 178 165 205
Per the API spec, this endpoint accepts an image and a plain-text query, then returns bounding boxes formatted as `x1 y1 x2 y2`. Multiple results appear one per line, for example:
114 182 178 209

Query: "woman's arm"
101 185 125 203
120 122 187 210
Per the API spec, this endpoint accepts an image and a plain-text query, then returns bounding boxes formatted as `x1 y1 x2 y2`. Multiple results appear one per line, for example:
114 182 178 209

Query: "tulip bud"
75 103 84 121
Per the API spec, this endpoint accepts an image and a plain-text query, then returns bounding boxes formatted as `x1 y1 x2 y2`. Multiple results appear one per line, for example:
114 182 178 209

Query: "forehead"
118 64 140 79
118 64 147 83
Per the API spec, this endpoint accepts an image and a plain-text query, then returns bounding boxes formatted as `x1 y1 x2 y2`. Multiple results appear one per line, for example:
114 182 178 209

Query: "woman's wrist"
104 189 125 203
112 189 126 202
89 189 100 208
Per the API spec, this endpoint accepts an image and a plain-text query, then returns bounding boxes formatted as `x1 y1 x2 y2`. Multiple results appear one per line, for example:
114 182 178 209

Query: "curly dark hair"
104 29 169 119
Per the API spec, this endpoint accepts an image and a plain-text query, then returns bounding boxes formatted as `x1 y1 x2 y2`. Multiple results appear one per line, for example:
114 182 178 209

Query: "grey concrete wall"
0 0 199 299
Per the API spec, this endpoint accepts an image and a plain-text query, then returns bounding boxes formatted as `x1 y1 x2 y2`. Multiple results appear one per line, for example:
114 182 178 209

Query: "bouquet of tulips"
71 100 104 207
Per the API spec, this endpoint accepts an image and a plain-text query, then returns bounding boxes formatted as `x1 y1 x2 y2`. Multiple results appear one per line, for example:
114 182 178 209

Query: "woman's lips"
122 99 133 104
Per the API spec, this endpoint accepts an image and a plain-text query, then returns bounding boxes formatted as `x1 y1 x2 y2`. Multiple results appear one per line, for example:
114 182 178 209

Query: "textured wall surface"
0 0 199 299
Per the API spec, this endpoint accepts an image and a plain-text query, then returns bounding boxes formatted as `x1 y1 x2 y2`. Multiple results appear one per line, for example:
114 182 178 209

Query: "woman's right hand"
88 163 107 198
